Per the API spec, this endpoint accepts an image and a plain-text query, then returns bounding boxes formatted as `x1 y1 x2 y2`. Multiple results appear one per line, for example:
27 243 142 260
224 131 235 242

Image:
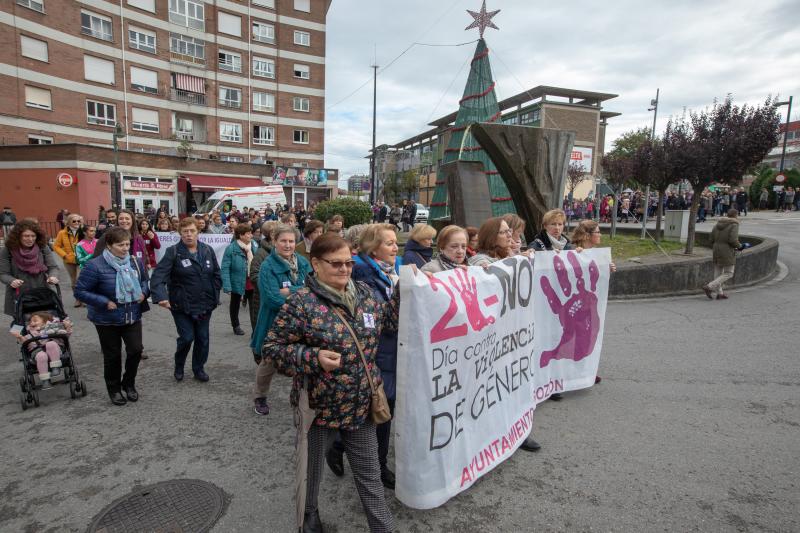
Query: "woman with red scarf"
0 220 60 317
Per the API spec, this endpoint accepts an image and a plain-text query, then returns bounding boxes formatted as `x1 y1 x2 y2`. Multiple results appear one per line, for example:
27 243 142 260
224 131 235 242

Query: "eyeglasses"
319 258 355 270
497 229 512 236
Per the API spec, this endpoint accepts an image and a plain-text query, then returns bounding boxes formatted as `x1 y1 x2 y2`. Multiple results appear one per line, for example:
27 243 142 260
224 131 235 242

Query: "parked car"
415 204 429 223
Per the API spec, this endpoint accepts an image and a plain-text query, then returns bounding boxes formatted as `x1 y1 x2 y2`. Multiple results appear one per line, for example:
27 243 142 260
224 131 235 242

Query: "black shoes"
302 510 324 533
233 326 245 335
550 393 563 401
123 385 138 402
325 446 344 477
519 435 541 452
194 370 210 382
174 368 184 382
380 467 396 490
702 285 713 299
110 391 127 406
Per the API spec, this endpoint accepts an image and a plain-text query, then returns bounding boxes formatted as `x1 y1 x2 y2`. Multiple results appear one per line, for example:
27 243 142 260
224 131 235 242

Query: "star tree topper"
465 0 500 39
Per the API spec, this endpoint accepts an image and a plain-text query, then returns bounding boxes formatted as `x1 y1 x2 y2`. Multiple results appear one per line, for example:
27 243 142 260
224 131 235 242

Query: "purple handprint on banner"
539 251 601 368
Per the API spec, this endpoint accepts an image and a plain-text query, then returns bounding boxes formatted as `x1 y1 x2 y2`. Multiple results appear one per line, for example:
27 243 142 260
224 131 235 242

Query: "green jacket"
221 240 258 295
709 217 740 267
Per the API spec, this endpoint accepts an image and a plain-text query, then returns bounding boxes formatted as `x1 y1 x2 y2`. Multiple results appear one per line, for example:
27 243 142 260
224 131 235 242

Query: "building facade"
0 0 330 167
761 119 800 171
372 85 619 204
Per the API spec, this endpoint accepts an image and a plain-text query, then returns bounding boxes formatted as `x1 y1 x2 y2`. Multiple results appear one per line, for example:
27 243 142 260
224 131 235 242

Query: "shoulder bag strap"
330 306 377 395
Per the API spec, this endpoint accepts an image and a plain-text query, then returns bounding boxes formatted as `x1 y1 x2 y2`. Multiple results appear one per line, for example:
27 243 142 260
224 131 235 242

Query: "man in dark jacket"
151 219 221 381
0 207 16 238
735 188 748 216
703 209 740 300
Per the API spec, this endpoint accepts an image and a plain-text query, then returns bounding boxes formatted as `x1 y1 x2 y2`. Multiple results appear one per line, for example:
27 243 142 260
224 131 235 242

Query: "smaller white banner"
154 232 232 266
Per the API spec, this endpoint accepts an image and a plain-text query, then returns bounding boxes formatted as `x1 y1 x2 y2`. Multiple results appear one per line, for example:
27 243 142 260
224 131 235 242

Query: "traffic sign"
775 173 786 183
57 173 74 187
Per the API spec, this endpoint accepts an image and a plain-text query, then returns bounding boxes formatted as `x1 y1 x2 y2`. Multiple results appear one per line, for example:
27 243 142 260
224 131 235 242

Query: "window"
502 115 518 125
252 91 274 112
218 12 241 36
129 27 156 54
292 96 309 112
25 86 51 110
219 86 241 108
520 109 540 125
17 0 44 13
174 116 194 138
86 100 116 126
130 66 158 94
220 155 243 162
170 33 205 61
252 22 274 43
293 129 309 144
132 107 159 132
28 134 53 144
293 0 310 12
128 0 155 12
253 57 274 78
81 11 114 41
293 64 310 79
218 50 241 72
83 55 115 85
252 0 274 8
253 125 275 145
20 35 48 62
293 30 310 46
220 121 242 142
169 0 204 30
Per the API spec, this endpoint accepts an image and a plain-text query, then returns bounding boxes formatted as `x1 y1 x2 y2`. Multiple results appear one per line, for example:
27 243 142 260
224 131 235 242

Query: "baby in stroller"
11 311 73 389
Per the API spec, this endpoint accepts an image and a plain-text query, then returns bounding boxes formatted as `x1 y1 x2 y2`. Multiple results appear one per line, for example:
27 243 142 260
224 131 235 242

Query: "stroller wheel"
19 377 27 393
80 381 87 397
32 388 40 407
69 380 77 399
20 391 28 411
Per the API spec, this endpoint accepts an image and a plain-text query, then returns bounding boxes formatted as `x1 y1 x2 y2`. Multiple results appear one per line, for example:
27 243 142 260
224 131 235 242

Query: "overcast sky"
323 0 800 184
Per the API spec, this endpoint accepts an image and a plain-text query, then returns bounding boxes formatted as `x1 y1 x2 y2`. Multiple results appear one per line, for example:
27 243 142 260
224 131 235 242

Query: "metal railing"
172 129 206 143
170 88 206 106
219 99 241 109
169 51 205 66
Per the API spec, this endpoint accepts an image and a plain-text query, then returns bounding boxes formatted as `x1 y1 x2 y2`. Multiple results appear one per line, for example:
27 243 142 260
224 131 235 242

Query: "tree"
679 96 780 254
400 169 418 200
566 162 587 200
600 152 634 238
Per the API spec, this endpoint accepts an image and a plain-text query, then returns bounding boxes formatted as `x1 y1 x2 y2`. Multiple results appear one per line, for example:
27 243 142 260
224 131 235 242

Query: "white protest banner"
395 249 610 509
154 232 232 266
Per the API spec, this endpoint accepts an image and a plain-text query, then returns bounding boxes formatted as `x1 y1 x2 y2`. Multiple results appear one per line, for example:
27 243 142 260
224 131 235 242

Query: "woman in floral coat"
263 233 397 533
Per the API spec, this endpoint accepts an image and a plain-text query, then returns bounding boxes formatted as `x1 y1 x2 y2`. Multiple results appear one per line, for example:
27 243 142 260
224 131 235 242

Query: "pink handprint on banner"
539 251 601 368
447 268 495 332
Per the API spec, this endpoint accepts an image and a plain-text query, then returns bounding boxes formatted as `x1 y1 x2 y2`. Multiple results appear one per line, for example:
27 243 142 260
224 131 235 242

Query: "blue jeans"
171 311 211 374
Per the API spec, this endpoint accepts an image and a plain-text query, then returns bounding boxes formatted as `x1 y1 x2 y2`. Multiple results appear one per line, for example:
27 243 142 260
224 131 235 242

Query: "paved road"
1 212 798 532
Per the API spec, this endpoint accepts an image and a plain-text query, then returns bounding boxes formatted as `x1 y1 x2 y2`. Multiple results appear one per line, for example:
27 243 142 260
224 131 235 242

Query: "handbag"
330 306 392 424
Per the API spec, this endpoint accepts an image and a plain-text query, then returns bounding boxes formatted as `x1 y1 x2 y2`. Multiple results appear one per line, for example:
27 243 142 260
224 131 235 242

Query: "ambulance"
194 186 287 216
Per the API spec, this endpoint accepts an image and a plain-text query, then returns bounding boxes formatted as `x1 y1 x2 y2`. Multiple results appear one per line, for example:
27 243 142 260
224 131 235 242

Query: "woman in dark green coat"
221 223 258 335
250 224 311 415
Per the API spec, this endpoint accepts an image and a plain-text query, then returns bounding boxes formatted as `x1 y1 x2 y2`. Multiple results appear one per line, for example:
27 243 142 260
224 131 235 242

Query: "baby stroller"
13 285 87 410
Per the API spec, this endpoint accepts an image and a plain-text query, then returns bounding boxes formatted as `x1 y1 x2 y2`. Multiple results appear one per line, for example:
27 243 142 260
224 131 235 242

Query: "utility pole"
369 62 379 204
641 88 659 239
778 95 793 172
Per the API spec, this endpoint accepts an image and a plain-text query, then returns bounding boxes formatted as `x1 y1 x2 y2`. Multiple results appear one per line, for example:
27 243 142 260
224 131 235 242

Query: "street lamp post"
112 122 126 209
641 88 659 239
775 96 793 172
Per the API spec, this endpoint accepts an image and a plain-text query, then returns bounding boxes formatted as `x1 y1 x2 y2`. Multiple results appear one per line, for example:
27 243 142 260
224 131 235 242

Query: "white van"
195 186 287 215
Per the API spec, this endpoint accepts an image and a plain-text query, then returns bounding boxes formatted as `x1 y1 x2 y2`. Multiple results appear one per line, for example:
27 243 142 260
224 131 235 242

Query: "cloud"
324 0 800 179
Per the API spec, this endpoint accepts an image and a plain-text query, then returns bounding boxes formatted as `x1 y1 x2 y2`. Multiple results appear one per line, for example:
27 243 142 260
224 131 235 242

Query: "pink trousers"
34 341 62 377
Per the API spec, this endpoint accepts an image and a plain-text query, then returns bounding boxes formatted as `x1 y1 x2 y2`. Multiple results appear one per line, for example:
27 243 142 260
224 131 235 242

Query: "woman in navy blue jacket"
349 223 402 489
75 227 149 406
150 218 221 383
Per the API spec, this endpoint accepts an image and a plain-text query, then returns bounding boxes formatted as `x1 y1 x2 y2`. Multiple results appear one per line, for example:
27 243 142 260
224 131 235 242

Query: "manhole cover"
87 479 228 533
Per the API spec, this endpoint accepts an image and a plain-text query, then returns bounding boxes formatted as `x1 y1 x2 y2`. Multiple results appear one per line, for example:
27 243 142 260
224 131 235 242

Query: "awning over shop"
181 174 263 191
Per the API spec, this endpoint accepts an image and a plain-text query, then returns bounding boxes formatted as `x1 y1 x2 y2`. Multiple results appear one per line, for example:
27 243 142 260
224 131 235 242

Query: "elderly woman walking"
250 224 311 416
54 213 83 307
221 223 257 335
401 224 436 268
75 227 149 405
151 218 221 382
263 233 397 533
1 220 60 317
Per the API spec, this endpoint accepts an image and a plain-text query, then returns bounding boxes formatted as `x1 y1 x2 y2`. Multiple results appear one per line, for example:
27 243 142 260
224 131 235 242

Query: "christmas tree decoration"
428 30 515 220
465 0 500 39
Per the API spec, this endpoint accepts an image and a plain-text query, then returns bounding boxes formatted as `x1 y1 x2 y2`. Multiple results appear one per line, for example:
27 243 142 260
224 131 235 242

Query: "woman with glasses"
467 217 514 267
250 224 311 416
54 214 83 307
263 233 397 533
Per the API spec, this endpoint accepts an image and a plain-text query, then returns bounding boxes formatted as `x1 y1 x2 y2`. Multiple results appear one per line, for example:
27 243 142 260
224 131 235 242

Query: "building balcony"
170 89 206 106
169 51 205 67
172 129 206 143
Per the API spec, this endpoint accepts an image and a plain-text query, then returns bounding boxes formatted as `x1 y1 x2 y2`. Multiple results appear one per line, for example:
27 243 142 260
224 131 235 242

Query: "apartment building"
0 0 330 167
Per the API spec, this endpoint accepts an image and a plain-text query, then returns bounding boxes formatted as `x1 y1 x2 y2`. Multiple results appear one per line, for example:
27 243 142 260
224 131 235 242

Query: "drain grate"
87 479 228 533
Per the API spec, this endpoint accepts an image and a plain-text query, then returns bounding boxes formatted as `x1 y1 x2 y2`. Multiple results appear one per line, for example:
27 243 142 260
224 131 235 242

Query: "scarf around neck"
236 239 254 276
374 257 399 288
438 253 464 271
547 233 568 251
102 249 143 304
276 251 299 282
79 239 97 255
11 244 47 275
316 277 357 316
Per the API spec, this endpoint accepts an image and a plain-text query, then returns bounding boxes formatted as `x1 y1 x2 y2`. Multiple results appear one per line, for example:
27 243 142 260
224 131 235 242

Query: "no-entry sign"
775 173 786 183
57 173 74 187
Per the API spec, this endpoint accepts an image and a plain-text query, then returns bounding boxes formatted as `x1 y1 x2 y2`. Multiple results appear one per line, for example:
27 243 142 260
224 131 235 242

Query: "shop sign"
124 180 176 192
57 173 74 187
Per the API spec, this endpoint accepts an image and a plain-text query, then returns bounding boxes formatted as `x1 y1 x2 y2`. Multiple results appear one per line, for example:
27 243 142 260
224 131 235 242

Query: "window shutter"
127 0 155 12
130 66 158 89
294 0 310 12
83 55 115 84
132 107 159 125
21 35 48 62
218 12 241 36
25 86 51 108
